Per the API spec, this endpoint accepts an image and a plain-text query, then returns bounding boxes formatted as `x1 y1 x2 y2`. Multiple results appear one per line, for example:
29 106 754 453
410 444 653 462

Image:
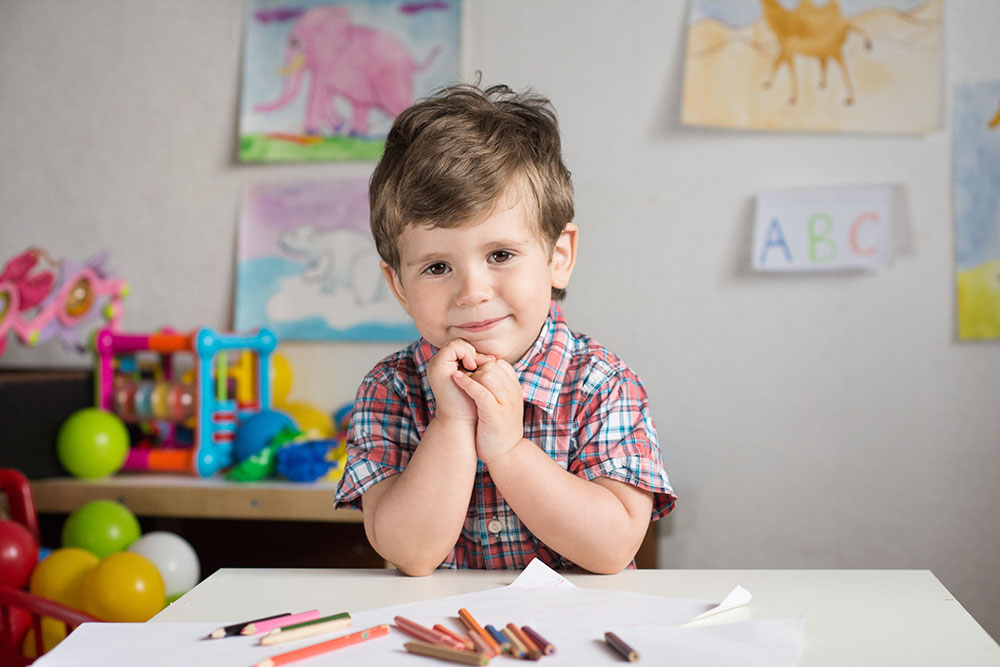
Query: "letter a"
759 218 793 266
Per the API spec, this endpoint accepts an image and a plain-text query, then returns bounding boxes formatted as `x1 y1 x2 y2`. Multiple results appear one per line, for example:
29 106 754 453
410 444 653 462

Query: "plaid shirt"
335 302 675 570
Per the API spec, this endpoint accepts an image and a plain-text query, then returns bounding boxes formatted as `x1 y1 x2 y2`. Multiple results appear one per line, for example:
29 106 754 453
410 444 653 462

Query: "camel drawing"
760 0 873 105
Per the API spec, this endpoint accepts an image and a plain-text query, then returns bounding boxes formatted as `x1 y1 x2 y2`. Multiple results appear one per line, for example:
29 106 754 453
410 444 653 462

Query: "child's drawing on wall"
681 0 941 133
239 0 461 161
235 179 417 341
954 81 1000 341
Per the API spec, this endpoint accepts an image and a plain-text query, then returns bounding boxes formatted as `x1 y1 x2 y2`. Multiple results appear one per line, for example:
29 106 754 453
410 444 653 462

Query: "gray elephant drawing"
280 224 384 305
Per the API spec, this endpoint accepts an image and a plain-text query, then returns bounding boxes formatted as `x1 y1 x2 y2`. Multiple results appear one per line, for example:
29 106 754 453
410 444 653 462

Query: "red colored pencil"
254 624 391 667
434 623 475 651
394 615 467 651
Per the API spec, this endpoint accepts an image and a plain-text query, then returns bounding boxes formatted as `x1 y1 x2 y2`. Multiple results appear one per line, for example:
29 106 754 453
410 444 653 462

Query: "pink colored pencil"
394 616 466 651
241 610 321 635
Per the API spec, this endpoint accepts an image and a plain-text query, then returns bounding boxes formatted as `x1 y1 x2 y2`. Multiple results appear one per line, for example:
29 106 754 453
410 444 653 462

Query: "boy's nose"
454 268 492 306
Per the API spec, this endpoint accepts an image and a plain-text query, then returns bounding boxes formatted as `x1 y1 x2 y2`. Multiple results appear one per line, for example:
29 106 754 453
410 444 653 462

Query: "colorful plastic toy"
61 499 141 559
82 551 165 622
94 327 277 476
55 408 129 479
0 519 39 588
0 247 126 356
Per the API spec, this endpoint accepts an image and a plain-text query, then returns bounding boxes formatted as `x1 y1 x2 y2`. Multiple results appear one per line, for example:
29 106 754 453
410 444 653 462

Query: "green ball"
62 500 141 559
57 408 129 478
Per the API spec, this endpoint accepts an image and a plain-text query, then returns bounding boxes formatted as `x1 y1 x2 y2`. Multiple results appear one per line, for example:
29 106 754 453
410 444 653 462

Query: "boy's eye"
488 250 513 263
423 262 449 275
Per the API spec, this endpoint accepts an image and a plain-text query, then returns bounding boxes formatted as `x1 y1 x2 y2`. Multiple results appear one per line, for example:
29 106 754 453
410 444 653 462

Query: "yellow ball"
281 401 334 438
82 552 165 622
29 547 99 611
22 617 67 659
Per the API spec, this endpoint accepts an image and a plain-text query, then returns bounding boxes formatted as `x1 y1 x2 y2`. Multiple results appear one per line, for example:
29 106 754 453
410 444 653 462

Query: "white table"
154 568 1000 666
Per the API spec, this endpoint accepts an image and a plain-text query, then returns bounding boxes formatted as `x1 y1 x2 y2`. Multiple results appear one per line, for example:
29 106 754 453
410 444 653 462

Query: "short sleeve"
568 370 676 521
333 372 416 510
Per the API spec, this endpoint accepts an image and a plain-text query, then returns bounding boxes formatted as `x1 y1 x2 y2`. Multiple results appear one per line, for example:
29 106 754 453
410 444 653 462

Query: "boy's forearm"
485 440 652 574
362 416 478 576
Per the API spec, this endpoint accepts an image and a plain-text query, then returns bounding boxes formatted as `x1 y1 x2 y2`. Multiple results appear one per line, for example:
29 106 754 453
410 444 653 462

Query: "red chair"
0 469 99 664
0 586 99 666
0 468 39 543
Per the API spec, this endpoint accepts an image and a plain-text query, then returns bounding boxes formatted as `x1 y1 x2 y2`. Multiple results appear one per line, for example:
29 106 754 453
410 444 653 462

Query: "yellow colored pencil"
259 614 352 645
404 640 490 665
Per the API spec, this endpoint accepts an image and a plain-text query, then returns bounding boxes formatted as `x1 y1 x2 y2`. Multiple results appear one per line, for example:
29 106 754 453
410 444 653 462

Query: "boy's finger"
452 370 496 405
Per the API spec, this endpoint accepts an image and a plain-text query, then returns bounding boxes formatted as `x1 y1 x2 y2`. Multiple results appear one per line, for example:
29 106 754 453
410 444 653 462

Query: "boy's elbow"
392 556 440 577
582 552 637 575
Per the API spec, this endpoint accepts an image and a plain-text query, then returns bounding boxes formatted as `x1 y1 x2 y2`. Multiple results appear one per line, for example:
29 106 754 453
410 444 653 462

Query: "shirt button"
487 518 505 534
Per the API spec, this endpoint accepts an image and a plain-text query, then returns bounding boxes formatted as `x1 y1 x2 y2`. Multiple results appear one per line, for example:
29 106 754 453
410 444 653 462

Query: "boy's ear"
550 222 578 290
380 261 410 313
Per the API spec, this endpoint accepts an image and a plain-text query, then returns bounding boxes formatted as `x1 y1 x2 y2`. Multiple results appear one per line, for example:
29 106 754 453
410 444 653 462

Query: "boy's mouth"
455 316 506 333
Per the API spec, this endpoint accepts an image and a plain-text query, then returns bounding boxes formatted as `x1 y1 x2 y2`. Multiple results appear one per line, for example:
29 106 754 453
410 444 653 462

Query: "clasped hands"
427 339 525 464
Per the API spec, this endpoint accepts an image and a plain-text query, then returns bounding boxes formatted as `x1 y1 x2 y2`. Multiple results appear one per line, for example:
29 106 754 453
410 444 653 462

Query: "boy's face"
382 192 577 365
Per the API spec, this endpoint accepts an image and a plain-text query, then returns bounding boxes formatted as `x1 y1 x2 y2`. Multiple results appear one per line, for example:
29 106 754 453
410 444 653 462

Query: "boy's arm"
452 359 657 573
361 415 478 576
361 340 493 576
484 443 653 573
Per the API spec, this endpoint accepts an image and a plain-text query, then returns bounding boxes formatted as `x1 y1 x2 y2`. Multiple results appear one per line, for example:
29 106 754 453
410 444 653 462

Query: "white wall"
2 0 998 641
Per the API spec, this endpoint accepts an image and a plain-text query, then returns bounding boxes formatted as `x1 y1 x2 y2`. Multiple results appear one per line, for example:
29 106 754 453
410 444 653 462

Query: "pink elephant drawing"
254 5 440 137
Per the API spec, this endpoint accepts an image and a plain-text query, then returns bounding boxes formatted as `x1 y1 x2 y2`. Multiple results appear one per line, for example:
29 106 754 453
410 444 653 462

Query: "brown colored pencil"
605 631 640 662
507 623 542 660
404 640 490 665
522 626 556 655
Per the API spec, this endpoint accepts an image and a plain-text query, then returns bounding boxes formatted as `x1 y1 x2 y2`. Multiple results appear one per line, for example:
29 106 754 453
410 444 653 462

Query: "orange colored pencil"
458 608 501 655
253 624 391 667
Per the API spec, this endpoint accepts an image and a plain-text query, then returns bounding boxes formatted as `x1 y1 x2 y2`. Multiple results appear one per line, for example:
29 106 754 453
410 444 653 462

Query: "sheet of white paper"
506 557 576 588
36 563 802 667
682 584 753 624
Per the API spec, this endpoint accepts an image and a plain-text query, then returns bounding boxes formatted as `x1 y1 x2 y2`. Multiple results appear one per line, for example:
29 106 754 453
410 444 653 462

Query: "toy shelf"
29 475 361 523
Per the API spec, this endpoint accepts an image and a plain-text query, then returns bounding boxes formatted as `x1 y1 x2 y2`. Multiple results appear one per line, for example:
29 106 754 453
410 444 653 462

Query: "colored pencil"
395 615 467 651
206 613 291 639
434 623 475 651
404 640 490 666
467 628 497 657
522 626 556 655
604 631 640 662
484 624 511 654
259 613 352 645
242 610 321 635
458 608 501 655
254 624 391 667
502 627 530 659
507 623 542 660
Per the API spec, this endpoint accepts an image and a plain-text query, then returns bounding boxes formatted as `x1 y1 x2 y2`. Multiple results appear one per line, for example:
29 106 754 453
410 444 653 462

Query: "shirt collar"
412 301 572 415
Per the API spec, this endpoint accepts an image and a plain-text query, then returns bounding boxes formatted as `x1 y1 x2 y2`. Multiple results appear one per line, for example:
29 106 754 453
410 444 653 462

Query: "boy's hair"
370 82 575 300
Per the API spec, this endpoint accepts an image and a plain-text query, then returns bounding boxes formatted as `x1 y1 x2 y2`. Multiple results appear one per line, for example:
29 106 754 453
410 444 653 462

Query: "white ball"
127 531 200 598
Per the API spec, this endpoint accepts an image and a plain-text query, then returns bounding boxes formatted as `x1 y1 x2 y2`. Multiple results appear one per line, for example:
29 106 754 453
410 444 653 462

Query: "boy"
334 83 675 575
